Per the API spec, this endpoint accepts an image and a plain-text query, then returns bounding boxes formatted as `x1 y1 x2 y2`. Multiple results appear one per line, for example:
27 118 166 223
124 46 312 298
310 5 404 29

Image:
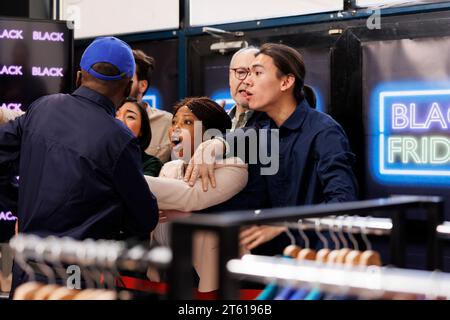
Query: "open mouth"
238 89 248 98
171 133 184 158
171 133 183 147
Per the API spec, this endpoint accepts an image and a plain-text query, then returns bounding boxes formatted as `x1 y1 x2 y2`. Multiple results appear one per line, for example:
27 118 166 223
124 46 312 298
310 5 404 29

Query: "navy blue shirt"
213 99 357 214
0 86 158 240
260 99 358 207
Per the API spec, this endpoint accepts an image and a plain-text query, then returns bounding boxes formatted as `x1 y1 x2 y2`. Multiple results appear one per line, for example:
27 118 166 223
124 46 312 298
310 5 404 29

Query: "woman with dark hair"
116 97 163 177
145 96 247 213
144 96 248 292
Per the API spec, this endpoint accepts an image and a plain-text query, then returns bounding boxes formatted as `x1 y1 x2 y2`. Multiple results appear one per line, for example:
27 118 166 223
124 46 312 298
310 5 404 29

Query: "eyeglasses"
230 67 250 80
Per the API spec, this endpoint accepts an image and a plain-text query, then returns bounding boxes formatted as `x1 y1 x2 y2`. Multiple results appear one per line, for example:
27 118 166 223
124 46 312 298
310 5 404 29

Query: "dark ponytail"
303 85 316 109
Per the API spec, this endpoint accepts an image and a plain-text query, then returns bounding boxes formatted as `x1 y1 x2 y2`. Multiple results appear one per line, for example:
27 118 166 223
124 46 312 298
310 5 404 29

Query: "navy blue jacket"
208 99 357 214
205 99 358 256
260 99 358 207
0 86 158 241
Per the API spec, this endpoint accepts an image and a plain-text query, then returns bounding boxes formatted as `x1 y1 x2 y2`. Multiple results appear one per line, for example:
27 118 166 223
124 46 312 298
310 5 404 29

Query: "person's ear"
280 74 295 92
75 71 82 88
139 80 148 95
124 80 132 98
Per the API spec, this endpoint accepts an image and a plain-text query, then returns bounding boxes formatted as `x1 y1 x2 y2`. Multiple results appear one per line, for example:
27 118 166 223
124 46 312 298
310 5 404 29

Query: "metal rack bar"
9 234 171 274
169 196 444 299
278 216 393 236
227 254 450 299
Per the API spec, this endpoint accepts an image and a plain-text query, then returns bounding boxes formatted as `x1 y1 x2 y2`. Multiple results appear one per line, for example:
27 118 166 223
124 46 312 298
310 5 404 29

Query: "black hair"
172 97 231 134
118 97 152 150
92 62 121 77
257 43 316 108
132 49 155 91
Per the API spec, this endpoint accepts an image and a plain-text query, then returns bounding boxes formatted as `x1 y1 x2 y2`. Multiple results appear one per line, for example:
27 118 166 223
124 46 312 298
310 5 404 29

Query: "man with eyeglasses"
228 47 267 131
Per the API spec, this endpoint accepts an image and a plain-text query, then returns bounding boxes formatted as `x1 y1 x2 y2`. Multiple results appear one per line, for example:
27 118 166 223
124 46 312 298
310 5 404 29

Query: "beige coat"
145 157 248 292
145 157 248 211
145 106 172 163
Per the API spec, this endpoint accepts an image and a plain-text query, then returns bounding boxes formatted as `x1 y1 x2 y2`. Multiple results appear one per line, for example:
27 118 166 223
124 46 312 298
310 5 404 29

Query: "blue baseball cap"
80 36 135 81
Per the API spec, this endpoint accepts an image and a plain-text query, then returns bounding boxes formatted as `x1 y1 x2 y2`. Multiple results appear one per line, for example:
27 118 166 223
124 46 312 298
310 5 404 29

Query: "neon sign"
0 65 23 76
0 29 23 40
32 66 64 77
211 89 234 112
0 103 22 111
309 86 324 113
143 87 163 110
371 82 450 185
32 31 64 42
0 211 17 221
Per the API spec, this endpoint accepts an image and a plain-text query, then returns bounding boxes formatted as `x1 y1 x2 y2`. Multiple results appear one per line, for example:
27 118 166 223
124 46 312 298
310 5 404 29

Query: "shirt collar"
228 105 237 118
269 99 310 131
72 86 116 116
228 105 254 118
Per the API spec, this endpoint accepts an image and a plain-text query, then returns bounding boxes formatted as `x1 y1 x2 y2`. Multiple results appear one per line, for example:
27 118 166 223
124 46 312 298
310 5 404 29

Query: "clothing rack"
168 195 444 299
9 234 171 285
227 254 450 299
287 216 450 244
280 216 393 236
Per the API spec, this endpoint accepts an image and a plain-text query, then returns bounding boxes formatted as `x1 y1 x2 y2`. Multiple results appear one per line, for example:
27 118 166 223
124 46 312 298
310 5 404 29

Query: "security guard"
0 37 159 295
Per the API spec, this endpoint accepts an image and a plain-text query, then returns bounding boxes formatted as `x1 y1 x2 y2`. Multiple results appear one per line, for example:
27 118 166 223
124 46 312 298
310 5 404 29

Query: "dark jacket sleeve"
113 140 159 239
315 125 358 203
0 115 25 213
0 115 25 176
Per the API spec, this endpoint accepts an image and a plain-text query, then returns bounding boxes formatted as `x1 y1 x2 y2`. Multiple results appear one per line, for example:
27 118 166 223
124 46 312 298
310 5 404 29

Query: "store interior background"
2 0 450 281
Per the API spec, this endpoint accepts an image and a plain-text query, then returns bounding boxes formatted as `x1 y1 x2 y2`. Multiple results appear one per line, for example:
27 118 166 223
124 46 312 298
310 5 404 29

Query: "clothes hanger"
282 222 302 258
315 219 331 263
72 241 103 300
47 237 81 300
344 216 363 266
335 216 351 264
31 238 61 300
326 217 342 264
258 224 296 300
301 219 330 300
287 219 317 299
275 225 302 300
296 219 316 261
87 240 121 300
12 235 46 300
78 239 113 299
97 240 119 300
359 217 382 266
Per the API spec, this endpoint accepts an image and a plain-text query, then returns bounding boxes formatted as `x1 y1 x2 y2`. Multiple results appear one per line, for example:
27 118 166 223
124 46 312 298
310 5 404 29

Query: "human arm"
183 127 257 190
146 159 248 212
0 114 26 177
113 140 159 239
315 125 358 203
239 225 287 251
